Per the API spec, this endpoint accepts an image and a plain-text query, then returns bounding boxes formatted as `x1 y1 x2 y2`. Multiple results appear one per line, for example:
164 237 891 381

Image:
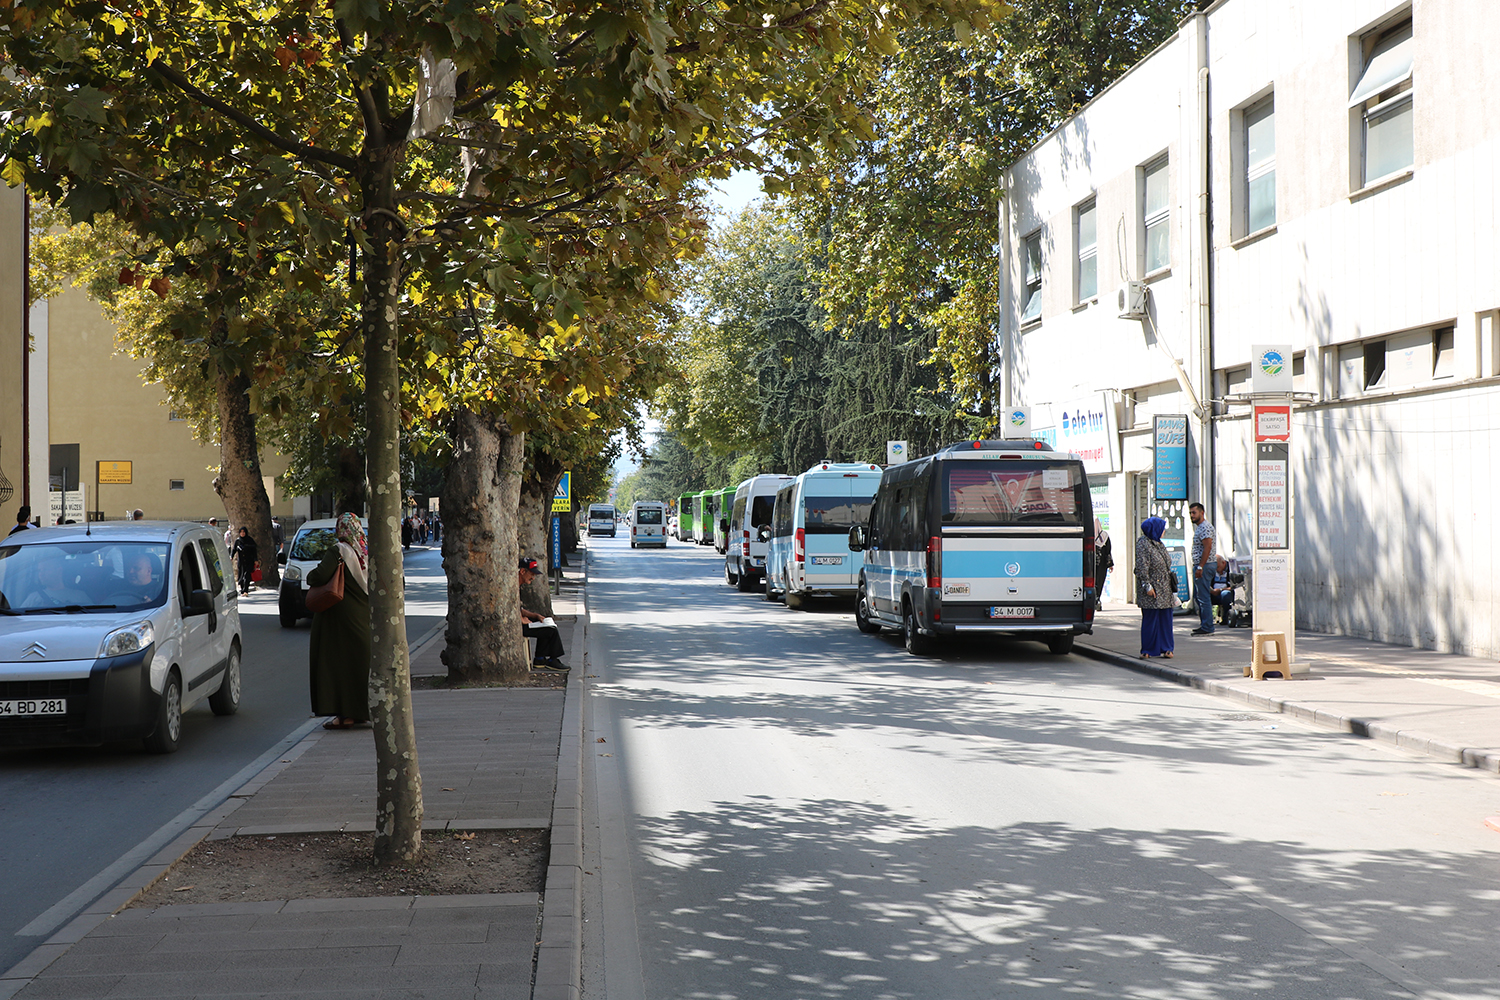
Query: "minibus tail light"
794 527 805 563
926 535 941 589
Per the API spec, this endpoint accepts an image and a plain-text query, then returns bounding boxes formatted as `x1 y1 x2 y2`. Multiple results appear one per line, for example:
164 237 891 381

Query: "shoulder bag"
306 560 345 613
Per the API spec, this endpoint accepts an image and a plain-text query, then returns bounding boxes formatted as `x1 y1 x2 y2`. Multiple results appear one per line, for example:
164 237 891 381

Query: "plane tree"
0 0 1005 864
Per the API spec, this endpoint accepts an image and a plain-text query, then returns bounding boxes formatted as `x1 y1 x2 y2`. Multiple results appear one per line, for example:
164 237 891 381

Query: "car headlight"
284 565 302 582
100 621 155 658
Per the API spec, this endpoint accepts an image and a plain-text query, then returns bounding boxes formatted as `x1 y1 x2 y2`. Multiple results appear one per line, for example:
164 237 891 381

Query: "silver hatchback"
0 522 242 752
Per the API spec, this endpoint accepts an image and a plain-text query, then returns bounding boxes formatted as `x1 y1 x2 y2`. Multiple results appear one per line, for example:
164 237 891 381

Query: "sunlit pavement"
579 535 1500 1000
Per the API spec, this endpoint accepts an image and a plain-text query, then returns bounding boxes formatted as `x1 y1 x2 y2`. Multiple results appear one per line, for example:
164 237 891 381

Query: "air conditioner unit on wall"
1117 281 1148 319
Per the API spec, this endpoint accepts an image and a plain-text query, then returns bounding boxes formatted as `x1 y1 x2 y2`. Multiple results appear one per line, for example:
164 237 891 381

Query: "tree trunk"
518 453 563 616
440 407 530 684
211 362 279 589
360 157 422 865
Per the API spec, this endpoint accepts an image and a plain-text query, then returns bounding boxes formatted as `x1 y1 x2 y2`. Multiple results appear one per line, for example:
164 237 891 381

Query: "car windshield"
941 461 1086 525
635 508 663 525
0 540 171 613
290 528 338 561
803 495 875 534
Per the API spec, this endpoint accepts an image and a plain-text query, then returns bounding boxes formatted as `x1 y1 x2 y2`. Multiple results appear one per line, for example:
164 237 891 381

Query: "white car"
277 518 364 627
0 522 242 753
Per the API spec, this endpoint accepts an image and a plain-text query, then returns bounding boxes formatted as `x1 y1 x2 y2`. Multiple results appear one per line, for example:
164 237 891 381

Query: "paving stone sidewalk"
1080 605 1500 773
1 573 589 1000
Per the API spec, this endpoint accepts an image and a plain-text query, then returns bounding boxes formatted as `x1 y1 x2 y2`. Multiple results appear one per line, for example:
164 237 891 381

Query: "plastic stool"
1244 631 1290 679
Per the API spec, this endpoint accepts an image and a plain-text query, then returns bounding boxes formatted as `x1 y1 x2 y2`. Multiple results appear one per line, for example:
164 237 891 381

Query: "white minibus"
723 473 793 591
764 462 882 608
630 502 668 548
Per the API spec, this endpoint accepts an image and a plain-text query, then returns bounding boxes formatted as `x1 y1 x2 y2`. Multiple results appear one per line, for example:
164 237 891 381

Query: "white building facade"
1000 0 1500 655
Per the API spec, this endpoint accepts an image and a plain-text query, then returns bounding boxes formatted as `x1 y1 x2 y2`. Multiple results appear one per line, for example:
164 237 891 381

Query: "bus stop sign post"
1250 344 1297 668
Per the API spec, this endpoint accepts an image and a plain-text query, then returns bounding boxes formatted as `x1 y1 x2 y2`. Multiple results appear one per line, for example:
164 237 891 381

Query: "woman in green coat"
308 513 371 729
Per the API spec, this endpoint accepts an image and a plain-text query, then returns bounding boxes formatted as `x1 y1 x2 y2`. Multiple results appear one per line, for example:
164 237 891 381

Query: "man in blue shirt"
1188 502 1216 635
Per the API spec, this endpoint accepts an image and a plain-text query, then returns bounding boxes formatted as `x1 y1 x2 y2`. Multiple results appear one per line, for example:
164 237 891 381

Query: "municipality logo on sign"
1004 562 1022 577
1258 349 1286 377
1010 410 1027 427
891 443 904 456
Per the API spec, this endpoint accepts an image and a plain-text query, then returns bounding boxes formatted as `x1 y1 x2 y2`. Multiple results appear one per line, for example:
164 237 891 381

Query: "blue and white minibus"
765 462 882 608
847 440 1096 655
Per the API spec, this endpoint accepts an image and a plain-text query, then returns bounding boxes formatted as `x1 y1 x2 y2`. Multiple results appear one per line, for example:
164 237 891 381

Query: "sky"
608 170 764 485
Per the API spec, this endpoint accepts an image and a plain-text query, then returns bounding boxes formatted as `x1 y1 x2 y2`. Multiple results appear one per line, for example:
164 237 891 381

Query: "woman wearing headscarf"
1135 516 1176 659
1094 518 1113 602
307 513 371 729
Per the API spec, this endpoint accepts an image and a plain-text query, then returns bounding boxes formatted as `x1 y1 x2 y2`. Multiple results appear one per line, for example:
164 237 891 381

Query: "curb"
535 561 588 1000
1074 641 1500 774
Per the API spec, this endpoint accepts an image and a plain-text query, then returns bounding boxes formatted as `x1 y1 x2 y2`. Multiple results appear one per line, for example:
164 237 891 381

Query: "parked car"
0 522 242 752
277 517 364 628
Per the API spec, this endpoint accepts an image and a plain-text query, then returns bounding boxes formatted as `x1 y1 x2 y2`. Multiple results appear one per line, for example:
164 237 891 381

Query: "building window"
1020 231 1042 325
1433 326 1455 378
168 410 185 422
169 479 185 491
1142 158 1170 273
1351 18 1413 185
1363 341 1388 391
1244 99 1275 231
1076 199 1097 302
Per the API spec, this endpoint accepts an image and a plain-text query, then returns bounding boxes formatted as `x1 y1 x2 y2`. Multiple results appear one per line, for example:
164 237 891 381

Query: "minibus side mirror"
848 525 865 552
756 525 771 543
719 518 729 533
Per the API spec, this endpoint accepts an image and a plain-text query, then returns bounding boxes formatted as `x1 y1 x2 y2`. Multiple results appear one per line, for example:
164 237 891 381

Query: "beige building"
0 186 28 532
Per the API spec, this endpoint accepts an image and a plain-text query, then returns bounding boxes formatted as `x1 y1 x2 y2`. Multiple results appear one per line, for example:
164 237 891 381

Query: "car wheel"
279 603 299 628
903 600 935 656
209 643 242 716
726 564 739 586
855 583 882 634
1046 634 1075 655
763 573 780 602
785 585 805 610
736 568 755 592
144 671 183 754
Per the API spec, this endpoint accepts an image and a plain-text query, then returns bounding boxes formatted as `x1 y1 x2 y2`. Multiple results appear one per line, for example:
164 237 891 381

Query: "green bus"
677 492 696 542
713 487 736 552
692 490 715 545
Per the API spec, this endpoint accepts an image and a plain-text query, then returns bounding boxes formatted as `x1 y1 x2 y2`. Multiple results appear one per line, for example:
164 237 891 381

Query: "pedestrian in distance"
8 505 32 535
308 513 371 730
518 557 568 671
231 526 259 595
270 516 284 558
401 515 413 551
1094 517 1113 604
1135 516 1177 659
132 508 144 520
1188 501 1217 635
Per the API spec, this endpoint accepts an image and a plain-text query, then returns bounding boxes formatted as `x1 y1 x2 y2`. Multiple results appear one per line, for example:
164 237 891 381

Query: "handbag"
306 561 345 613
1167 570 1178 593
250 561 262 583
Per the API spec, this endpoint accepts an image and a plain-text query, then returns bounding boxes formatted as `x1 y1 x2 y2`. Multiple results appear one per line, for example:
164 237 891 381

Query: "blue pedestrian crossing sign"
551 472 571 513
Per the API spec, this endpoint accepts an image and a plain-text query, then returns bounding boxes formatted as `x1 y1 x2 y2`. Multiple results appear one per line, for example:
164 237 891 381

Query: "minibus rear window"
941 462 1085 525
803 496 874 534
750 496 776 528
635 508 663 525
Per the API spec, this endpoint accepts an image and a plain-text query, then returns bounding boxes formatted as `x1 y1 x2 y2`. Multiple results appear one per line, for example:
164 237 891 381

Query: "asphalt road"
580 534 1500 999
0 544 446 975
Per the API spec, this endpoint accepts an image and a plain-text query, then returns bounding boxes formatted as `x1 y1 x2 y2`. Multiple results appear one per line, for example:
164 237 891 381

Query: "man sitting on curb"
519 556 569 672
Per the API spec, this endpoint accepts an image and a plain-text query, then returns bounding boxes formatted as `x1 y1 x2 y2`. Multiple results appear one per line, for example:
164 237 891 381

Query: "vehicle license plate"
989 606 1034 619
0 698 66 717
811 556 843 565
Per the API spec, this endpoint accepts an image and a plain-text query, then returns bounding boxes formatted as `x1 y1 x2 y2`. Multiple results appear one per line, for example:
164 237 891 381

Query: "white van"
764 462 882 608
723 473 793 591
586 503 617 538
848 439 1097 656
630 502 667 548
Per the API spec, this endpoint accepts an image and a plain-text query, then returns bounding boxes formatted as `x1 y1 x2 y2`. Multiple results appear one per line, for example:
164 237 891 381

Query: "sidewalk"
1079 604 1500 773
0 562 588 1000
